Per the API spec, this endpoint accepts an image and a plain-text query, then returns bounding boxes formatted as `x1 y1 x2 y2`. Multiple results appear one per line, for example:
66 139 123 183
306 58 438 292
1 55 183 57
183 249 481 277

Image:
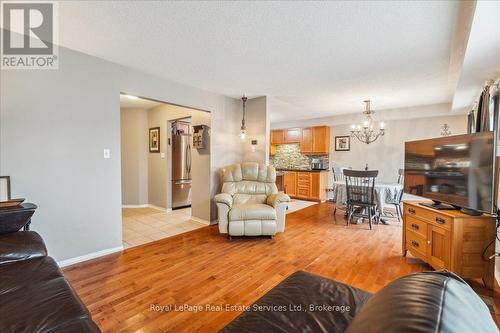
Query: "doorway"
119 93 211 248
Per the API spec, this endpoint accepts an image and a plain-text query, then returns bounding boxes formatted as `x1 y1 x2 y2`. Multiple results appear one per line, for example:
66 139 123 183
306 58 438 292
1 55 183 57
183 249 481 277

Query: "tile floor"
122 207 206 249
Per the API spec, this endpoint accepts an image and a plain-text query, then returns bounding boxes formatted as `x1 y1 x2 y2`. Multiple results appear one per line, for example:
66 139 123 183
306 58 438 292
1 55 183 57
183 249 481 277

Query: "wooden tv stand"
402 201 496 289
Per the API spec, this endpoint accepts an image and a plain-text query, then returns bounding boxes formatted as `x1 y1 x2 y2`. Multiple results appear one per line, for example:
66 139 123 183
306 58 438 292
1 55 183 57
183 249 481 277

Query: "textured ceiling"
59 1 460 122
452 1 500 113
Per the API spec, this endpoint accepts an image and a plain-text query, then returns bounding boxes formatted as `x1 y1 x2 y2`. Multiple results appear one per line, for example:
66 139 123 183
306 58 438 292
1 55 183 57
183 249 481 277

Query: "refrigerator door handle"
187 143 192 175
175 180 192 185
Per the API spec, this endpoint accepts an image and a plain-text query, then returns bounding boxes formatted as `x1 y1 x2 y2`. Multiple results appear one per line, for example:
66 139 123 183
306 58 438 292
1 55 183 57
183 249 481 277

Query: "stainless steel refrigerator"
172 133 192 209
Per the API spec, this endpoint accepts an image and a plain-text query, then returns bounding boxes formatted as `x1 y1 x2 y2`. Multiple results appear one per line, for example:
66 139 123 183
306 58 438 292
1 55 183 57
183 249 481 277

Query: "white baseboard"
190 216 210 225
122 204 168 212
58 246 123 268
122 204 149 208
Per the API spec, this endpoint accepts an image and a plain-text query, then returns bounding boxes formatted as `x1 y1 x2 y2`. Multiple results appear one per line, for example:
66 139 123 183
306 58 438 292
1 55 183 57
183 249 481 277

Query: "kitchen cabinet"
284 128 301 143
310 173 321 200
271 126 330 156
296 172 311 198
283 172 297 197
281 171 328 202
312 126 330 154
271 130 285 145
276 174 285 192
300 127 313 153
270 144 277 156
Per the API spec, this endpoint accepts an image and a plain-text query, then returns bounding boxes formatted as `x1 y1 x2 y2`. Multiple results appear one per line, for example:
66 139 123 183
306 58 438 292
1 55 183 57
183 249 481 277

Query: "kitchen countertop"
276 168 329 173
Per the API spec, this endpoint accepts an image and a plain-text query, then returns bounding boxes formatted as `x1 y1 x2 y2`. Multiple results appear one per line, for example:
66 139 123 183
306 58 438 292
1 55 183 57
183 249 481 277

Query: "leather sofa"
221 270 498 333
0 231 101 333
215 163 290 238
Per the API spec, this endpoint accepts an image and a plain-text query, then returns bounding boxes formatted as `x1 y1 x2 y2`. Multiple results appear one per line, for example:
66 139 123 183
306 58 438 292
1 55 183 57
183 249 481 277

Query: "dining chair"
344 169 379 230
397 168 404 184
332 166 351 215
385 187 404 222
382 169 404 222
332 167 345 182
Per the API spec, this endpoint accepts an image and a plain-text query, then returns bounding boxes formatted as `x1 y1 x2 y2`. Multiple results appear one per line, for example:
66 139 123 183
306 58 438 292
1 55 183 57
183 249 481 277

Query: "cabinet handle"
408 208 416 214
411 223 419 230
435 217 445 224
411 240 419 247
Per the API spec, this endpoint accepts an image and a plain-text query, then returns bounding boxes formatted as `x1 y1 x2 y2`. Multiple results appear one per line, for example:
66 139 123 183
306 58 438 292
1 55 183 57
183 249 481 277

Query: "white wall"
120 108 149 205
241 96 270 164
0 45 242 262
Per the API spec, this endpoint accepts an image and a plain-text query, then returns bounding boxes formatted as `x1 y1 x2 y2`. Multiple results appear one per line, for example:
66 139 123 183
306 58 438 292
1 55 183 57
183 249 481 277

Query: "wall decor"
440 123 451 136
149 127 160 153
193 124 209 149
335 136 351 151
0 176 11 201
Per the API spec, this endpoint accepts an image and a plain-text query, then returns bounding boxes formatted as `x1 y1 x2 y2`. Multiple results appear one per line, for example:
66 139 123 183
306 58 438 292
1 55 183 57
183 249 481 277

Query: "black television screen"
404 132 496 214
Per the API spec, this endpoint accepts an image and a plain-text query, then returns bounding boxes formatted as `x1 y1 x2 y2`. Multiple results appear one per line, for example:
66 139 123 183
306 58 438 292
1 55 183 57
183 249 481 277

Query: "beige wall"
241 96 270 164
148 104 211 222
0 45 243 263
328 114 468 183
120 108 149 205
272 111 468 183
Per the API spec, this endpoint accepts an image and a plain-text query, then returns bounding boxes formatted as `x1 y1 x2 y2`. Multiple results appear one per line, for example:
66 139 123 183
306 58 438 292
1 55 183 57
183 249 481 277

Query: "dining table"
331 180 403 224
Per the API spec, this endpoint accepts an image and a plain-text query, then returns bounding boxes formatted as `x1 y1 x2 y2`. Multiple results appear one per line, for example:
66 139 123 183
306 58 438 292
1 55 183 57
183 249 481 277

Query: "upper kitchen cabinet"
312 126 330 154
270 125 330 155
300 127 313 153
284 128 301 143
271 129 285 145
301 126 330 155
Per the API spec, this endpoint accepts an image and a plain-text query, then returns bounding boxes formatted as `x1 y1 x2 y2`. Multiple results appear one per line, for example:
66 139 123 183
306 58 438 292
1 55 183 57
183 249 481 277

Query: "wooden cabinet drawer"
297 187 310 197
405 216 427 239
406 230 427 260
405 205 451 230
297 173 310 180
297 183 310 189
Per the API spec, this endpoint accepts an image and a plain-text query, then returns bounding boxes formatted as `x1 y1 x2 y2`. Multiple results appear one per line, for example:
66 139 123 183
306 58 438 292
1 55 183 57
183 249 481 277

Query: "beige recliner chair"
214 163 290 239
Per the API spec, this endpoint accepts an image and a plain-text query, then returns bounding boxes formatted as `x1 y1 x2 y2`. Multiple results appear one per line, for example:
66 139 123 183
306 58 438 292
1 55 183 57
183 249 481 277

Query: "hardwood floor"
63 202 499 332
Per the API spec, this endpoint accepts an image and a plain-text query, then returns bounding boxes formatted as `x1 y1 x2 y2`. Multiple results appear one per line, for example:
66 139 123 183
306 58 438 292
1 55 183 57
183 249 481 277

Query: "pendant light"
240 95 247 140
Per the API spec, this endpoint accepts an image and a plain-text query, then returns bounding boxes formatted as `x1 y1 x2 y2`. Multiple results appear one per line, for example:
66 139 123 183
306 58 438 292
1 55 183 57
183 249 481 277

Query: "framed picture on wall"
335 136 350 151
149 127 160 153
0 176 11 201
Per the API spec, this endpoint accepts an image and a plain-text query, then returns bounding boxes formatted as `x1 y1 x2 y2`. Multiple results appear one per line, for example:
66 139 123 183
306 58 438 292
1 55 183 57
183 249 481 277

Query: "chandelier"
350 100 385 144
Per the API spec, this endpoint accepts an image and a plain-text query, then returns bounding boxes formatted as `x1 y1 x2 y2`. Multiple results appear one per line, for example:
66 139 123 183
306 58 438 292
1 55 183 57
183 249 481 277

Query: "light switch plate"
103 149 111 159
160 153 165 159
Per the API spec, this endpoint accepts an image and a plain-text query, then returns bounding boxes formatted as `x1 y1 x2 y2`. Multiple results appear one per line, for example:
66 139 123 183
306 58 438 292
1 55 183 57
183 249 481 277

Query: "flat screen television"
404 132 496 214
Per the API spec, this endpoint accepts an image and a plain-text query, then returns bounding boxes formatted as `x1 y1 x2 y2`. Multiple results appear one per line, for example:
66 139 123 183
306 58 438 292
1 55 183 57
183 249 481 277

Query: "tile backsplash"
270 144 329 170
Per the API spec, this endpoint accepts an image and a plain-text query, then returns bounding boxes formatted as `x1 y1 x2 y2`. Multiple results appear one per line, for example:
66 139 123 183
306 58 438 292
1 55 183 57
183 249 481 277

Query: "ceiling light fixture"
240 95 247 140
350 100 385 144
